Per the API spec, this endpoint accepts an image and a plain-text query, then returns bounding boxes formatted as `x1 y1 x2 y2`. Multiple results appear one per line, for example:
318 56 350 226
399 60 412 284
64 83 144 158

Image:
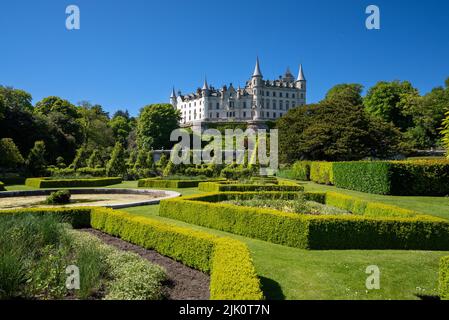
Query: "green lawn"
300 181 449 220
4 180 449 299
124 203 448 300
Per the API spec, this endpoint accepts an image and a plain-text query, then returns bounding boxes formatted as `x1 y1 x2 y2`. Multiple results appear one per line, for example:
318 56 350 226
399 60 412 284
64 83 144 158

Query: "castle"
170 58 307 128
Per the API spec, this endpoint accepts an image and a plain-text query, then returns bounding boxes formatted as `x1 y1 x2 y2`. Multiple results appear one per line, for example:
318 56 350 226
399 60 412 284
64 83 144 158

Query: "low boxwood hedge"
332 160 449 196
0 181 5 191
159 192 449 250
25 177 122 188
440 256 449 300
0 206 262 300
137 178 224 189
198 181 304 192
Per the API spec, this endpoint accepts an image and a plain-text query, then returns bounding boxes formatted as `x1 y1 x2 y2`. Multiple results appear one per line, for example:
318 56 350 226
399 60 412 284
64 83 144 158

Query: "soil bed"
82 229 210 300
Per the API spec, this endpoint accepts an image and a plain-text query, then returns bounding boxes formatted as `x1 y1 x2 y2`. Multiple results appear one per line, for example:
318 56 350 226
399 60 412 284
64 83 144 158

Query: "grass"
299 180 449 220
124 202 448 300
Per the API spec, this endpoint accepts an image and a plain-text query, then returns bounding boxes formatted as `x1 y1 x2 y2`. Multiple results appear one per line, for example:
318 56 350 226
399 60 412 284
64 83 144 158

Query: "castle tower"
251 57 263 120
296 64 306 90
170 87 177 107
202 77 209 119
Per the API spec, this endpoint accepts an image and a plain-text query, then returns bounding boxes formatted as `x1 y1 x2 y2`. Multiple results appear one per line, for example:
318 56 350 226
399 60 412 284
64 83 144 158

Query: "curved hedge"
25 177 122 188
440 256 449 300
0 181 5 191
138 178 224 189
159 192 449 250
0 206 263 300
198 181 304 193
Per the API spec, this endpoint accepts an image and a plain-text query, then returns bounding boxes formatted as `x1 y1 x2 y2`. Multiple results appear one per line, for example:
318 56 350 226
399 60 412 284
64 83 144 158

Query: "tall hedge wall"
159 192 449 250
0 206 263 300
440 256 449 300
25 177 122 188
310 162 334 185
333 160 449 196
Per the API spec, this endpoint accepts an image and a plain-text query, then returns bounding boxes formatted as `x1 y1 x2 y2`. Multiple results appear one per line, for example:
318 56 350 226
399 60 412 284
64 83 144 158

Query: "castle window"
280 100 283 110
266 100 270 108
266 91 269 97
301 93 304 99
210 113 212 118
216 103 219 109
286 93 289 98
273 112 276 118
243 101 247 109
279 92 283 98
292 94 295 98
272 92 276 97
216 113 219 118
286 101 290 109
243 111 246 117
273 100 277 109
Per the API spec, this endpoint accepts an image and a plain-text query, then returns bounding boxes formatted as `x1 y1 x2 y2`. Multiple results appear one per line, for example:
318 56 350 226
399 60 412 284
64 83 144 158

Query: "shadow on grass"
260 276 285 300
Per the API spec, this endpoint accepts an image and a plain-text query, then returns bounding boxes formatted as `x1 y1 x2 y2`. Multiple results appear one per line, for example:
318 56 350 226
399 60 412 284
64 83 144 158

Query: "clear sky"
1 0 448 116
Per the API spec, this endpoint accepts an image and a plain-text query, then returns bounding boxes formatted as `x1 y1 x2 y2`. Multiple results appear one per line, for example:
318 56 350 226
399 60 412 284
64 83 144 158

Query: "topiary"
45 190 71 205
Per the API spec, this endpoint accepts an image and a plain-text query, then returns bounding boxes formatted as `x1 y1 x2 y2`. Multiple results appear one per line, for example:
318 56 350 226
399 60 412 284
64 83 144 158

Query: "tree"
364 81 418 131
324 83 364 107
0 138 24 170
277 84 403 163
441 110 449 157
77 102 114 150
137 104 180 150
146 151 155 169
26 141 47 176
106 142 126 177
71 147 89 169
110 115 132 145
133 149 147 170
403 79 449 148
0 86 33 111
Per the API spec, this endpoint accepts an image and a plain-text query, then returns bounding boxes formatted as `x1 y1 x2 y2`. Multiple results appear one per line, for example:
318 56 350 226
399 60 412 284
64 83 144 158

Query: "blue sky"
1 0 448 116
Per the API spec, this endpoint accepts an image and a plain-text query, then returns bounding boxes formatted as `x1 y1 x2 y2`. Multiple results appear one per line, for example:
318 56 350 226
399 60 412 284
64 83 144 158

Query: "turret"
296 64 306 90
170 87 177 107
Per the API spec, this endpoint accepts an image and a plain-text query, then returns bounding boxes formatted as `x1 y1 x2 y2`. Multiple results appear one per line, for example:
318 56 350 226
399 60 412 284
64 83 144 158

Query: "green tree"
441 110 449 157
146 150 155 169
110 115 132 145
71 147 89 169
133 149 147 170
324 83 364 107
26 141 47 176
106 142 126 177
137 104 180 150
364 81 418 131
0 138 24 170
78 102 114 150
156 153 168 169
0 86 33 111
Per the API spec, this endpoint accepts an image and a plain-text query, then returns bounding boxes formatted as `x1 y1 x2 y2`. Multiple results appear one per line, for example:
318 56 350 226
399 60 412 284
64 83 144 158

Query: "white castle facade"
170 58 307 126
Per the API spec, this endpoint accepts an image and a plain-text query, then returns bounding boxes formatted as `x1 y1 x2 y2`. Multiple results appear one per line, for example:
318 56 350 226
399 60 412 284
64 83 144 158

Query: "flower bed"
198 180 303 192
0 207 263 300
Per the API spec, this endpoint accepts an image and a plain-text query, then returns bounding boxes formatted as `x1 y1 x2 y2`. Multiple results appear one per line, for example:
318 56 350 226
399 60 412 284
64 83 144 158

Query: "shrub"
25 177 122 188
26 141 47 176
310 162 334 185
198 181 304 192
439 256 449 300
0 138 24 170
333 160 449 195
333 161 391 194
138 178 223 189
160 192 449 250
45 190 71 205
0 181 5 191
220 165 253 180
291 161 312 180
106 142 126 177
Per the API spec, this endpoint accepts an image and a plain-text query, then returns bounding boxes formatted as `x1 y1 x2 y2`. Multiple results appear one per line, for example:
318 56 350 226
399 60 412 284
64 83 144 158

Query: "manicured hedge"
25 177 122 188
138 178 224 189
0 181 5 191
198 181 304 192
0 207 263 300
160 192 449 250
333 160 449 195
291 161 312 180
440 256 449 300
0 176 26 185
310 162 334 185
